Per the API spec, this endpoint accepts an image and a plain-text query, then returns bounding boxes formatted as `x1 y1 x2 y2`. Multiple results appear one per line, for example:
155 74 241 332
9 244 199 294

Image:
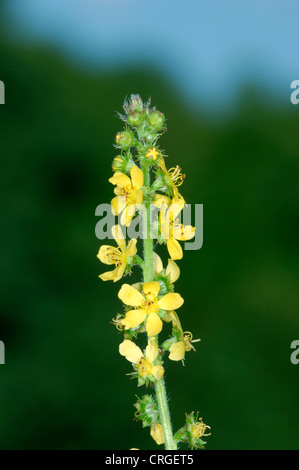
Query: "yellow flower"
169 331 201 361
119 338 164 382
159 199 195 260
158 157 185 201
97 225 137 282
150 423 164 445
109 165 144 226
153 252 180 283
118 281 184 336
163 311 201 361
146 147 159 161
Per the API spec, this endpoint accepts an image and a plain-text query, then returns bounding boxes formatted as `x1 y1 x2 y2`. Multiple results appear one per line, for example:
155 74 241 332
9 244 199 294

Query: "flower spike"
96 95 209 450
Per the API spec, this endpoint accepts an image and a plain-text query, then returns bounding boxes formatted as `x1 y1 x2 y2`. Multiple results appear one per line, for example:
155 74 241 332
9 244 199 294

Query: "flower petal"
130 165 144 190
167 202 183 223
153 252 163 274
119 339 143 363
150 424 164 445
146 312 163 336
121 204 137 227
151 365 165 382
154 194 171 208
169 341 185 361
97 245 116 265
158 156 168 173
167 238 183 260
98 267 119 281
135 190 143 205
143 281 160 298
114 186 123 196
145 337 159 363
111 196 126 216
166 259 180 283
172 224 195 241
166 311 183 333
160 205 170 240
118 284 145 306
111 264 126 282
126 238 137 258
109 172 132 188
172 193 185 208
158 292 184 311
112 225 126 251
121 309 147 329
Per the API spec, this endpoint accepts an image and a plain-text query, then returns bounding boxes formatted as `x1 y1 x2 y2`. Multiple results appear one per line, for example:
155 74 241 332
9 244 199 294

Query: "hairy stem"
141 163 177 450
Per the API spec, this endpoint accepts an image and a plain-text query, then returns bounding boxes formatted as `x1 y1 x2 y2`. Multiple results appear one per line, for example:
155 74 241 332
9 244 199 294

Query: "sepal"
134 394 160 428
174 411 211 449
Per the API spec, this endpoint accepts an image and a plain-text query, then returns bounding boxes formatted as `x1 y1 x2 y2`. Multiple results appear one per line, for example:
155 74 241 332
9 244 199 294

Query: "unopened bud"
115 131 135 148
149 110 165 130
127 112 144 127
129 94 143 113
112 154 134 173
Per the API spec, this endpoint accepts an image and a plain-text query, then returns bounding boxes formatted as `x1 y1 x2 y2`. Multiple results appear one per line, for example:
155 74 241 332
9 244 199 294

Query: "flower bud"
112 154 134 173
149 110 165 130
112 156 124 171
115 131 135 148
145 147 160 161
127 112 144 127
129 94 143 113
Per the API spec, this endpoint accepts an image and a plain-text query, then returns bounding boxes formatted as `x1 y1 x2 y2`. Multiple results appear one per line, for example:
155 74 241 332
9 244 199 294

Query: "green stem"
155 379 177 450
141 163 177 451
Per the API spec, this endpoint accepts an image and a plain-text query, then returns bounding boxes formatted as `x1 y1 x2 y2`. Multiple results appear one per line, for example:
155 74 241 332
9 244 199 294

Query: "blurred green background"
0 1 298 450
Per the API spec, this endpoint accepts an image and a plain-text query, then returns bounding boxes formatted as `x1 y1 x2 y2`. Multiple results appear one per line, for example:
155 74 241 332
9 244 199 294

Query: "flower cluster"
174 412 211 449
97 95 209 449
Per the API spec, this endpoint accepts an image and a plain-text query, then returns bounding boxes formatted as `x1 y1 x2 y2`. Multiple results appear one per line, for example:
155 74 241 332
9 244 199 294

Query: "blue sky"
4 0 299 110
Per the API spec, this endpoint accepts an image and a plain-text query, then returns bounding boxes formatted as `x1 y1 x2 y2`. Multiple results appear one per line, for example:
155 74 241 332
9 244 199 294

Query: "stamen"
121 187 130 200
183 331 201 352
192 420 211 438
108 247 122 262
111 314 125 331
137 358 152 377
168 166 186 187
